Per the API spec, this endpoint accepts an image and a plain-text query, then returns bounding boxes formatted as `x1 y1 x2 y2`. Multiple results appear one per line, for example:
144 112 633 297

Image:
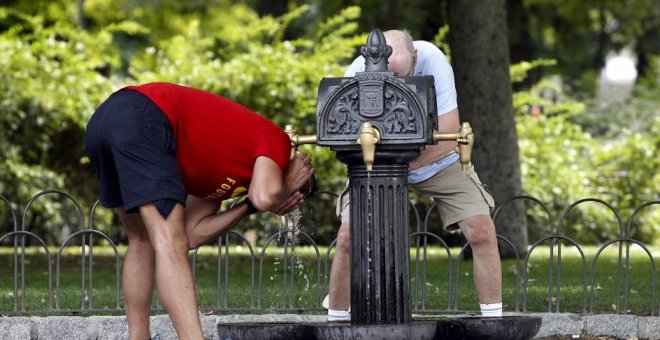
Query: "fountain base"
313 322 437 340
216 322 314 340
216 315 542 340
432 315 542 340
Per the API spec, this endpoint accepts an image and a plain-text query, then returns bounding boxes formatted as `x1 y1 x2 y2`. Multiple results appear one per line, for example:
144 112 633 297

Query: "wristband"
245 197 258 215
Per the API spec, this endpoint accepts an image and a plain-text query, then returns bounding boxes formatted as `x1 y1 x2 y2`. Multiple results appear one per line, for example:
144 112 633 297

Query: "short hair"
398 29 415 55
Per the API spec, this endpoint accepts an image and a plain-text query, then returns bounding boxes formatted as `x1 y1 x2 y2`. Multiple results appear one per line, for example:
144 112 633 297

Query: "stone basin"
432 315 543 340
216 315 542 340
217 322 314 340
217 321 437 340
313 321 438 340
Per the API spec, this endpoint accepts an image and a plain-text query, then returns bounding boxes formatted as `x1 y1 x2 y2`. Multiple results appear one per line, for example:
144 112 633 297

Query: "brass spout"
357 122 380 171
285 124 317 159
432 122 474 171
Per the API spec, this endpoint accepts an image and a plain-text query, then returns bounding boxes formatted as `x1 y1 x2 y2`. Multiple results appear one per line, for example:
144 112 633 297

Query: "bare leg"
139 203 204 340
458 215 502 304
117 208 155 340
328 222 351 311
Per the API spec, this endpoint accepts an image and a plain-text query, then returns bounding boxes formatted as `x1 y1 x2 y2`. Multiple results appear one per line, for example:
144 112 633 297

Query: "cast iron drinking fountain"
217 28 541 340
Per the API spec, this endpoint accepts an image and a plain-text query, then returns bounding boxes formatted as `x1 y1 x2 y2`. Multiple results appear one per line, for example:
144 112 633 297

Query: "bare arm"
249 153 314 212
409 108 461 170
183 154 314 249
183 195 251 249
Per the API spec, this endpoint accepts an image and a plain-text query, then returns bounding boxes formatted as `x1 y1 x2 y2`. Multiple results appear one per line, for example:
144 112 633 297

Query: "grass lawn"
0 244 658 316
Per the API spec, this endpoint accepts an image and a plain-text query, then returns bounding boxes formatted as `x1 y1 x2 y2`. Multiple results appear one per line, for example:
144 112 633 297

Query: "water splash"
279 207 311 300
285 207 303 233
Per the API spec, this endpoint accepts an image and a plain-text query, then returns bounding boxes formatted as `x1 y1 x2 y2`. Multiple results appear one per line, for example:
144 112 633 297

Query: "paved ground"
1 312 658 339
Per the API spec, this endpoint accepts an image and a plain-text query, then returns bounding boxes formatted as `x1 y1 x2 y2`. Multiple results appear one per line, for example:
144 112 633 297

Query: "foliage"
521 0 660 92
0 2 364 242
512 60 659 244
311 0 447 42
589 117 660 243
432 24 451 61
0 6 122 240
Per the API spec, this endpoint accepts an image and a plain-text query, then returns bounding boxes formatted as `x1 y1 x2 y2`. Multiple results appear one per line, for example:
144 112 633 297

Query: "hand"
298 174 317 199
283 152 314 195
269 191 305 215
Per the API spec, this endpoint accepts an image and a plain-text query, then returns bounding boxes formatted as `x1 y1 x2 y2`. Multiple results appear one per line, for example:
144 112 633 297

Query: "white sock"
480 302 503 317
328 309 350 321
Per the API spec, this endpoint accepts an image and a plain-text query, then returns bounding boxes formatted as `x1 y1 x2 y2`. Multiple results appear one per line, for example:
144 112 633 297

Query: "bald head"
383 30 416 76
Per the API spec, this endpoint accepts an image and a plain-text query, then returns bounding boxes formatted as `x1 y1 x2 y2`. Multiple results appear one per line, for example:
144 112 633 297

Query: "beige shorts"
336 161 495 231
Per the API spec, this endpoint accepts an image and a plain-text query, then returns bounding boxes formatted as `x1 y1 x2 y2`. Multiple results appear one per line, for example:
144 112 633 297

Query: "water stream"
366 172 372 293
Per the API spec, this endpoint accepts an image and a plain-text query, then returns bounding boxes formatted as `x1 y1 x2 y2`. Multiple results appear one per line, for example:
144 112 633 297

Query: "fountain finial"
360 28 392 72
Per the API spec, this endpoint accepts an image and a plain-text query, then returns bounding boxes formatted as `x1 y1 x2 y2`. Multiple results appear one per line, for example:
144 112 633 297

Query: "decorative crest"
360 28 392 72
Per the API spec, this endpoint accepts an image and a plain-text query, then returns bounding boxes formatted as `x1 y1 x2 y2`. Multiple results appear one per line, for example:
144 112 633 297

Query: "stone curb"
0 313 658 339
529 313 660 339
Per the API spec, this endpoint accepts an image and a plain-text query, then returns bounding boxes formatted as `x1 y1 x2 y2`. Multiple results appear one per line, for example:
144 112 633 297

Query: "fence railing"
0 190 657 316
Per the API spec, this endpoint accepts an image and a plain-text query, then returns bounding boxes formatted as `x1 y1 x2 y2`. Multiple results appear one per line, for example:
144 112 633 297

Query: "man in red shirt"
85 82 314 340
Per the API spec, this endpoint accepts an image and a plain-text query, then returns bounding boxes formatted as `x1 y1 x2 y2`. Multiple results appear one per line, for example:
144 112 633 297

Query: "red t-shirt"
124 82 291 203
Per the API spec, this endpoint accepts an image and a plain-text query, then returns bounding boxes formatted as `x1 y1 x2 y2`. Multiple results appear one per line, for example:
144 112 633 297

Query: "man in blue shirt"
326 29 502 320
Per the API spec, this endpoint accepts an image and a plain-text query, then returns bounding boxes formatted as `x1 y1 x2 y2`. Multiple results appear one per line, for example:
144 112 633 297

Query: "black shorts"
84 90 186 215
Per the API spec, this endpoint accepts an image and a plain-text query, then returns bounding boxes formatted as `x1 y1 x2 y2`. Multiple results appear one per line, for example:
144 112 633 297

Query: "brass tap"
432 122 474 171
357 122 381 171
285 124 317 159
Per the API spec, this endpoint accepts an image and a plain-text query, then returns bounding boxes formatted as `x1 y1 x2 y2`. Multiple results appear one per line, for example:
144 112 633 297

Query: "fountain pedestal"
344 156 416 324
317 28 436 325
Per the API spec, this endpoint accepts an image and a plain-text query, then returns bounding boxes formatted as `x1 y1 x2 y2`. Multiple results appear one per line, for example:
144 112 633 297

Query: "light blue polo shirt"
344 40 459 183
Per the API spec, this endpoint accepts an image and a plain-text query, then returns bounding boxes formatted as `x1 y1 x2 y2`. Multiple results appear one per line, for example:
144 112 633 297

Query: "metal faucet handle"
457 122 474 171
432 122 475 171
285 124 318 159
357 122 380 172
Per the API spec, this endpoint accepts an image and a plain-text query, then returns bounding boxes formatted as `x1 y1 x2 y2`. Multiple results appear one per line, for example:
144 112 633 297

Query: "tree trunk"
507 0 533 64
256 0 288 17
507 0 538 90
447 0 528 257
77 0 87 29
